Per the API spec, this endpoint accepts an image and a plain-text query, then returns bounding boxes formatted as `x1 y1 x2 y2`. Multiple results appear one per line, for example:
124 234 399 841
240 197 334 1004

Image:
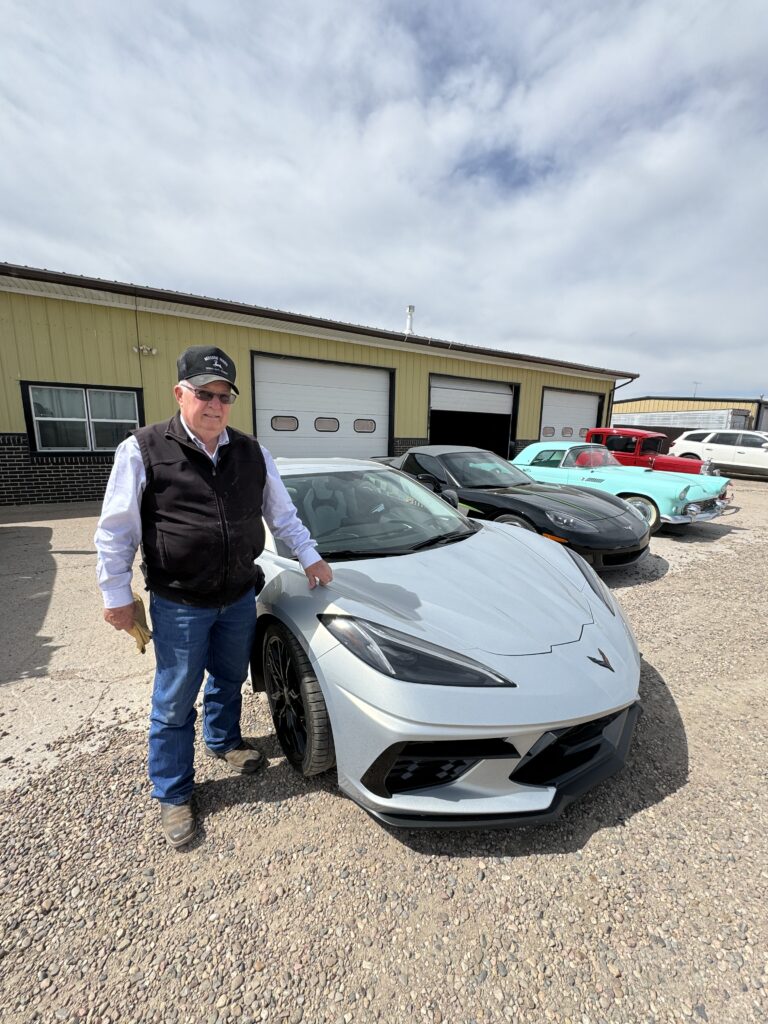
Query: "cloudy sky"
2 0 766 397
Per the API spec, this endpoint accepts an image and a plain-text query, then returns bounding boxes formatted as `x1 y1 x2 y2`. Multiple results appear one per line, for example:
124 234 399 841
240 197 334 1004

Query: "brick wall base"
511 438 537 457
0 434 113 506
392 437 430 455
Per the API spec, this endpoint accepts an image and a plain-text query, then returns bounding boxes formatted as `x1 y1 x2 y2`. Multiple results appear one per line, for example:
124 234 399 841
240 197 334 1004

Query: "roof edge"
615 395 761 404
0 262 639 381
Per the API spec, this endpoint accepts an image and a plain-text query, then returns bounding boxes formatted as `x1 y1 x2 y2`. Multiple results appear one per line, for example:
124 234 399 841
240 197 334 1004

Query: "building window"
561 426 574 437
314 417 339 432
354 418 376 433
579 427 589 438
271 416 299 431
27 384 139 452
542 426 555 437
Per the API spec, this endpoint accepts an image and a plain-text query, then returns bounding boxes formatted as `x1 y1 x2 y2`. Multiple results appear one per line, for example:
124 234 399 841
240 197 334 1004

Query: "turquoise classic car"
511 442 732 532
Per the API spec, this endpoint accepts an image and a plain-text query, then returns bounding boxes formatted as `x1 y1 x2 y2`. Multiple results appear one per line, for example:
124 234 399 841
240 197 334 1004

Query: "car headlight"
623 502 648 522
545 510 598 531
678 485 690 500
565 549 616 616
319 616 516 687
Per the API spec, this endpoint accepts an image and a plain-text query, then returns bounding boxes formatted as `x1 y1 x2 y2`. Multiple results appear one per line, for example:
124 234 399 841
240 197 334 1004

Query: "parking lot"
1 483 766 1024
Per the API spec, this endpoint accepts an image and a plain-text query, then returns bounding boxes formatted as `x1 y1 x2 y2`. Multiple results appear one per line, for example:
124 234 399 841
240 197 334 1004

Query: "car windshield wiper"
406 528 475 552
321 548 410 561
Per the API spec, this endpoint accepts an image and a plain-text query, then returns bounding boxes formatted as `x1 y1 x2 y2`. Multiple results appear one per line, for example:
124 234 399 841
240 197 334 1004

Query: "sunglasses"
181 384 237 405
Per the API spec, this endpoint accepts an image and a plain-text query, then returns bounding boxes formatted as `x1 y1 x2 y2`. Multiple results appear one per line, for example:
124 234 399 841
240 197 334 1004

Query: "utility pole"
692 381 702 398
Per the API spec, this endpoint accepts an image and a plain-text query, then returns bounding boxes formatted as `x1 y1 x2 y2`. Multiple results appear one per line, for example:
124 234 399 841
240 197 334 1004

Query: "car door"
700 432 740 472
732 432 768 474
605 434 640 467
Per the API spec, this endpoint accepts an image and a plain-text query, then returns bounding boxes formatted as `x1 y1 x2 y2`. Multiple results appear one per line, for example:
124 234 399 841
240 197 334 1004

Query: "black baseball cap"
177 345 239 394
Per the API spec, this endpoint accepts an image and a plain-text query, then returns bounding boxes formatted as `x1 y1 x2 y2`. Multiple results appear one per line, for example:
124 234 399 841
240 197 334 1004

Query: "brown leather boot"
159 801 197 848
205 741 265 774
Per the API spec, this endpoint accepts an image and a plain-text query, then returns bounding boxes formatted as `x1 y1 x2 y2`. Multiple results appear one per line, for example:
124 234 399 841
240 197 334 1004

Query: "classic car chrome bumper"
662 499 733 524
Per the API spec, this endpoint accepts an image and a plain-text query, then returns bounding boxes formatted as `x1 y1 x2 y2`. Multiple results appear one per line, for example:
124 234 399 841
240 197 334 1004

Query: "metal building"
0 264 638 505
613 395 768 434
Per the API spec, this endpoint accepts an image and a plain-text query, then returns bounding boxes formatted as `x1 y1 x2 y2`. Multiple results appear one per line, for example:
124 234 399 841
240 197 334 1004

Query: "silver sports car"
250 458 641 828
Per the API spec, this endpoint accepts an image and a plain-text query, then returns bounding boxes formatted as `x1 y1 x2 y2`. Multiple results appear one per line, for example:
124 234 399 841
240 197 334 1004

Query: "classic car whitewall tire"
620 494 661 533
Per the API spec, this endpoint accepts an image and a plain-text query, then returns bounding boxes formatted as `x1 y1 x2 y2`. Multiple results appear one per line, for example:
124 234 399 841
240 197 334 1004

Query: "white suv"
670 430 768 478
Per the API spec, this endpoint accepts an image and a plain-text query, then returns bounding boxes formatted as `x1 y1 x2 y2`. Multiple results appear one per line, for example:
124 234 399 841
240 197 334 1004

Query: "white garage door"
253 355 390 458
430 376 514 414
540 389 600 440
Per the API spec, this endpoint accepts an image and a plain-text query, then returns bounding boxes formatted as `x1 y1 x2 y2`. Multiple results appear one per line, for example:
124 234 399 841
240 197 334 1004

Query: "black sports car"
390 445 650 571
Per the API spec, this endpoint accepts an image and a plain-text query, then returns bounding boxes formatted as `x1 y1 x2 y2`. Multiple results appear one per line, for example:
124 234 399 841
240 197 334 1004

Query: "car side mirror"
416 473 441 491
441 489 459 509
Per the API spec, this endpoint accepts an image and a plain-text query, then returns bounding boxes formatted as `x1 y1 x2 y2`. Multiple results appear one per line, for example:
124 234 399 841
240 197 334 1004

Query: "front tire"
496 514 536 531
621 494 661 533
262 623 336 776
679 453 702 461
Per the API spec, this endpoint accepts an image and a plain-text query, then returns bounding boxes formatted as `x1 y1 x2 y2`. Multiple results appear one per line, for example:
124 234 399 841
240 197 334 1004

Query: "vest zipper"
211 467 230 596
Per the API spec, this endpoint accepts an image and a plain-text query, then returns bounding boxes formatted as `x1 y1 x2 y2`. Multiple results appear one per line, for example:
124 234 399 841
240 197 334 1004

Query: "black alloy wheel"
262 623 336 777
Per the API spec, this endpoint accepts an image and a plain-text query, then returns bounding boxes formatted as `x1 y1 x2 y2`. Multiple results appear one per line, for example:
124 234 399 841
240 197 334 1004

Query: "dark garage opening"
429 410 513 458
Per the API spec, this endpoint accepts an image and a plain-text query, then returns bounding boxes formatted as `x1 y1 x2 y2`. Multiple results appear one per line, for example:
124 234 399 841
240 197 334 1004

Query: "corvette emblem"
588 649 614 672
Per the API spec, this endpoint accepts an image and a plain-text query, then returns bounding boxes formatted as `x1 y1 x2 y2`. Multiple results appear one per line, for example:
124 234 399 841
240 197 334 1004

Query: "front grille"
601 548 645 566
685 497 717 514
362 738 519 798
388 756 477 794
511 710 623 786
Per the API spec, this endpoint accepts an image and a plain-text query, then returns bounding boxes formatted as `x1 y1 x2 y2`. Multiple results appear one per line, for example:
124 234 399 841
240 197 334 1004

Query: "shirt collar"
179 414 229 460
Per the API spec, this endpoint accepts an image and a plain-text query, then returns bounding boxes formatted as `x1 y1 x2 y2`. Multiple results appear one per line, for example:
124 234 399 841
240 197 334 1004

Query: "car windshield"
274 468 476 559
561 446 623 469
440 451 532 488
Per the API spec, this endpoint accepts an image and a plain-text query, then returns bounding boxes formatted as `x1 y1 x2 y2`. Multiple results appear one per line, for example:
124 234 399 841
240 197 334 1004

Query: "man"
95 345 332 848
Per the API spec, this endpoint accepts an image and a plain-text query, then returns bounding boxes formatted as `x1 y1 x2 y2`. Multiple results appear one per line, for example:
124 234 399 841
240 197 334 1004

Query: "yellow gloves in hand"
128 592 153 654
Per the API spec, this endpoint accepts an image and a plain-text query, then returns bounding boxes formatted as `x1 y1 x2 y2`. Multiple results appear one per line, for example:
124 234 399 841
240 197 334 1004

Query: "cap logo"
204 355 228 372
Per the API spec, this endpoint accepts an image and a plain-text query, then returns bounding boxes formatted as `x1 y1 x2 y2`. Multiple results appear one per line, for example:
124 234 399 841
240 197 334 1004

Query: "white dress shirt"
94 417 320 608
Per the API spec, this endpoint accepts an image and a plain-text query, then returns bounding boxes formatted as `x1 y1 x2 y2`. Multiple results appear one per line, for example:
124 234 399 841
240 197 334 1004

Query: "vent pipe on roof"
404 304 415 335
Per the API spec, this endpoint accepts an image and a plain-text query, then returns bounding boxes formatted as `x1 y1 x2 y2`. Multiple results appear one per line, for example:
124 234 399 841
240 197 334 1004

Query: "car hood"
458 484 627 521
313 525 594 656
570 466 727 497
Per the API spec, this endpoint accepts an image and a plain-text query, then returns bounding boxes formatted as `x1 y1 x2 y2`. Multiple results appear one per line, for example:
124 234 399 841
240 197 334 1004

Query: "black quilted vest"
132 414 266 607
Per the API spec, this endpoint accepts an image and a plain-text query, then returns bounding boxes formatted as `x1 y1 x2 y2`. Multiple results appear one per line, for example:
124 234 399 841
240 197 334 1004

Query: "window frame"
271 415 299 432
710 432 739 446
21 380 144 457
314 417 340 433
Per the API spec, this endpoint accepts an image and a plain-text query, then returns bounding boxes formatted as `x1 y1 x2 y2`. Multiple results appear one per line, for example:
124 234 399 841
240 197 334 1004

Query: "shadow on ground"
604 552 669 588
0 525 61 685
658 517 742 544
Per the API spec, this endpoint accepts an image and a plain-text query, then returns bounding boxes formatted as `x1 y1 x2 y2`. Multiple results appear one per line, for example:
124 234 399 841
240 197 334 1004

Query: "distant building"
612 395 768 436
0 263 637 505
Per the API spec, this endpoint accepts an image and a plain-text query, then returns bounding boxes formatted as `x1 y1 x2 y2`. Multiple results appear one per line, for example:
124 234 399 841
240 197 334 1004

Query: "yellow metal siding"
0 291 615 438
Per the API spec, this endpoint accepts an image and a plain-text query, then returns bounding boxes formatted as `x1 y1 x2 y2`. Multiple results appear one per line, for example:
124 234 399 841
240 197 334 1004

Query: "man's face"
174 380 233 444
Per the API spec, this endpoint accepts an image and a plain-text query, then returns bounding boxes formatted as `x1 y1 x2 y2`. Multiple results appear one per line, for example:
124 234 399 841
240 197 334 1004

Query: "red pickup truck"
585 428 716 475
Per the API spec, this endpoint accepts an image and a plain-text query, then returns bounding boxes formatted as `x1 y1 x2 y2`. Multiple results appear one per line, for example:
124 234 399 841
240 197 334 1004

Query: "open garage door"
253 355 390 458
540 389 601 441
429 376 515 457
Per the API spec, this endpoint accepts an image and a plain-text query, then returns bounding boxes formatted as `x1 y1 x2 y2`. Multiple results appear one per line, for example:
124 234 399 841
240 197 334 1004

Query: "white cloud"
1 0 767 397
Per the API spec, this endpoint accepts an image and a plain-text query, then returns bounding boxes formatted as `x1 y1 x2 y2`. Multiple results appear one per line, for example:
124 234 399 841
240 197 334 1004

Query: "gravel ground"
1 483 766 1024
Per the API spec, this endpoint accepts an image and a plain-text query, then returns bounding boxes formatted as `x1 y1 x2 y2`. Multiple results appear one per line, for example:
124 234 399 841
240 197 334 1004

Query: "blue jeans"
148 588 257 804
